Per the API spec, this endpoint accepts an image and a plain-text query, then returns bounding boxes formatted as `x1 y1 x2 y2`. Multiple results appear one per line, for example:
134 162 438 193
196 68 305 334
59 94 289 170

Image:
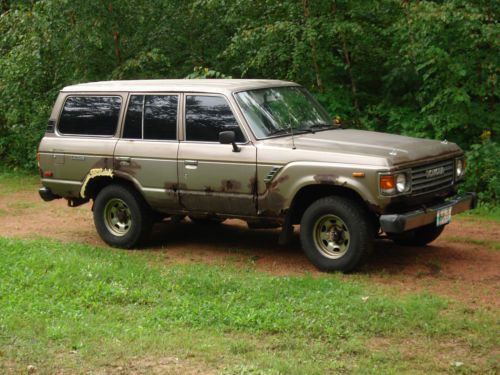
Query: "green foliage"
185 66 232 79
0 0 498 201
460 135 500 204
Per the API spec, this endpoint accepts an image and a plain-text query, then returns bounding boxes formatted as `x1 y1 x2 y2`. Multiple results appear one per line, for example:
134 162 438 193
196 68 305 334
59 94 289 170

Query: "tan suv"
38 79 476 272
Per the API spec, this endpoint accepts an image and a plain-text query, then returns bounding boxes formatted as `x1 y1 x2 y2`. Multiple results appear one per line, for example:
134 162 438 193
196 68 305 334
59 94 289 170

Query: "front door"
177 94 257 216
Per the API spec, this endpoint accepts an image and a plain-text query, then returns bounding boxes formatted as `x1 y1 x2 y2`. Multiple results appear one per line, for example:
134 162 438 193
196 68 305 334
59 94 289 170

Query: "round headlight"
396 173 407 193
456 159 463 178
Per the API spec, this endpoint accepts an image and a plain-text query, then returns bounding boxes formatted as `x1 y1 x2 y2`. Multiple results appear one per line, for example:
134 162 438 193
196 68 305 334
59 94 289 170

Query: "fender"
257 161 390 216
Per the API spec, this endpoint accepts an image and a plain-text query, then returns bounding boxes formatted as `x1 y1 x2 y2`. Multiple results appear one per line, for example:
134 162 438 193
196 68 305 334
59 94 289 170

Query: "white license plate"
436 206 452 226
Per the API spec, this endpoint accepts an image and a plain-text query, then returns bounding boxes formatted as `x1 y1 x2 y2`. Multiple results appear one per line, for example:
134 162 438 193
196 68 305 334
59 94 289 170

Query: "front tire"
93 184 152 248
389 223 445 246
300 196 373 272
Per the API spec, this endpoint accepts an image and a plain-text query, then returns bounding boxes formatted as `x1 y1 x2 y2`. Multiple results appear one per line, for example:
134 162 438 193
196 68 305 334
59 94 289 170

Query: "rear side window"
123 95 178 140
185 95 245 142
58 96 121 136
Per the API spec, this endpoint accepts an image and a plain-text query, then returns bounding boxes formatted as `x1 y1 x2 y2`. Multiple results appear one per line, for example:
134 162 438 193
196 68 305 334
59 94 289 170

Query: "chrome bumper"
379 192 477 233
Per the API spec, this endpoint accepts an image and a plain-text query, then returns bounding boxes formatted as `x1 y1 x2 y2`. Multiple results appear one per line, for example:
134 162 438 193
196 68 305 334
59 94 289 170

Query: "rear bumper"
379 192 477 233
39 187 60 202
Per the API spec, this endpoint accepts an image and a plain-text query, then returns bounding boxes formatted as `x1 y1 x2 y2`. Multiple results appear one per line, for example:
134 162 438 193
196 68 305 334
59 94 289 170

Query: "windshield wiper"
298 123 333 134
267 128 291 137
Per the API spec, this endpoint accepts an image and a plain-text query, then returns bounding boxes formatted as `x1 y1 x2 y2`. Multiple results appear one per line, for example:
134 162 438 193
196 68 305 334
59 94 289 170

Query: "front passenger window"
185 95 245 142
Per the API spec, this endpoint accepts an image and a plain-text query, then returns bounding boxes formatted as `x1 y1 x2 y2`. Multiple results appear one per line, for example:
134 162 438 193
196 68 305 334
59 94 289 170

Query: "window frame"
121 92 181 143
182 93 249 144
56 94 123 138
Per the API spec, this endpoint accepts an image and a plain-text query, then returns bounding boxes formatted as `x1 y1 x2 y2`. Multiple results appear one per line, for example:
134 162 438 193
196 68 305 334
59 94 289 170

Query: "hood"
262 129 462 166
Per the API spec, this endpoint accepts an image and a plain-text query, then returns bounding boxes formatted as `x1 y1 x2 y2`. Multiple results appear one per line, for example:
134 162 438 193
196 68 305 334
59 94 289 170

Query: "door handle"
184 160 198 166
116 156 131 165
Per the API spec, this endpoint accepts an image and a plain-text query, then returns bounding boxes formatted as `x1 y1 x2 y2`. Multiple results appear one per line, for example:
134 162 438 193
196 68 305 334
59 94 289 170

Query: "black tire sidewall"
93 184 151 248
300 197 372 272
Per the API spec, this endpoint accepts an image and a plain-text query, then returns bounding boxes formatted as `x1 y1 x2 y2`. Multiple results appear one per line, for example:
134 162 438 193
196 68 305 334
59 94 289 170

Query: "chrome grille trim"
411 159 454 195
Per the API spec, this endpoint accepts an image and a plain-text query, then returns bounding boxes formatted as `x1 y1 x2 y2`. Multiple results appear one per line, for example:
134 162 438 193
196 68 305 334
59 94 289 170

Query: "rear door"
177 94 257 215
114 93 181 211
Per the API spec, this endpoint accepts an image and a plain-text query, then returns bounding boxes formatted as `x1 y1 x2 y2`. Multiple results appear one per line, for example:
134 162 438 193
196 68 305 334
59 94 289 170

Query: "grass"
443 236 500 251
0 169 498 373
0 168 39 194
0 238 498 374
456 203 500 222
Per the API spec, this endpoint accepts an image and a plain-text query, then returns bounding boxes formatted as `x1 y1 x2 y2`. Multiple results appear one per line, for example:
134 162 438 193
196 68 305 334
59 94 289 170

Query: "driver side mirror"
219 131 241 152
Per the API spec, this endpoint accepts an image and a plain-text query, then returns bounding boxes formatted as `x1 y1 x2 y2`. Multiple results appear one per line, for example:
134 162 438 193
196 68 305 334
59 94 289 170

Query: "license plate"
436 206 452 226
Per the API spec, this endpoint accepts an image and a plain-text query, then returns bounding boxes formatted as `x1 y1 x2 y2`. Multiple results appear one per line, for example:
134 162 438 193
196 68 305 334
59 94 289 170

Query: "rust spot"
314 174 339 185
265 175 290 191
163 182 179 192
91 157 112 169
113 159 142 176
220 179 242 192
258 191 286 217
248 176 257 196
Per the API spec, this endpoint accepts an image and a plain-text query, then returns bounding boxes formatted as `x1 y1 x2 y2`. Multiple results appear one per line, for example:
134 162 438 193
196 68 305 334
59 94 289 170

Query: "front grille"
411 159 454 195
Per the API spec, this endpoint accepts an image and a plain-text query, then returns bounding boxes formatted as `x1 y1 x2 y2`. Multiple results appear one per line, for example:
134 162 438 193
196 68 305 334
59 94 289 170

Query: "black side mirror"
219 131 241 152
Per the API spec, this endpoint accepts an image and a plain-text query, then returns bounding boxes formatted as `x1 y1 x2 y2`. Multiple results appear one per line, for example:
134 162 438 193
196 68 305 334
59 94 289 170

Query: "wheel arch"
288 184 378 227
81 169 145 201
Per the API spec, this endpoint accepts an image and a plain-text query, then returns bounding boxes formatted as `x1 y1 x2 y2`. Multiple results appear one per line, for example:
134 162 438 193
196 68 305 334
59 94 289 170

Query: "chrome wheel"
104 198 132 236
313 214 350 259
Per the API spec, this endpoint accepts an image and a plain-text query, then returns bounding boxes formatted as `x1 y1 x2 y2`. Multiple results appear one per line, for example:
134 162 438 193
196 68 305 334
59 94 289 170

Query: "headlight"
455 158 465 180
379 171 410 195
396 173 407 193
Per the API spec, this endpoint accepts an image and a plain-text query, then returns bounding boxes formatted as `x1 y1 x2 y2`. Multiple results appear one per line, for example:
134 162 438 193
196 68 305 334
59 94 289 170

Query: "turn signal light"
380 175 395 190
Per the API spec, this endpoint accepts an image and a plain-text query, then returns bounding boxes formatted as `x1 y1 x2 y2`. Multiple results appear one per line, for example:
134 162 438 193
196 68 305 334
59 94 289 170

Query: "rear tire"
93 184 152 248
389 223 445 246
300 196 373 272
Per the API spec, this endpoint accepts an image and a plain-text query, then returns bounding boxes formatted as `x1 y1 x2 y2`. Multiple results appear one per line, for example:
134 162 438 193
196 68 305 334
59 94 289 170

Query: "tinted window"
123 95 178 140
58 96 121 135
123 95 143 139
144 95 177 140
185 96 245 142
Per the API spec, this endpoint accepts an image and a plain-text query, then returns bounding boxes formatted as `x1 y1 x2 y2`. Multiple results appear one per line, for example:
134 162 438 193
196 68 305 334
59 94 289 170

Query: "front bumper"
379 192 477 233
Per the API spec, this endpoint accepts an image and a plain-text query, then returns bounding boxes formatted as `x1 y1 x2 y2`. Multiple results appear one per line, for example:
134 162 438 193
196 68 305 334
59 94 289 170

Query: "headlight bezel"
379 169 412 196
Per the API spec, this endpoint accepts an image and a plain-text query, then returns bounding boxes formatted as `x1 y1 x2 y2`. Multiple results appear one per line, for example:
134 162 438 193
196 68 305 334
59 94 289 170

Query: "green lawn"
0 238 498 374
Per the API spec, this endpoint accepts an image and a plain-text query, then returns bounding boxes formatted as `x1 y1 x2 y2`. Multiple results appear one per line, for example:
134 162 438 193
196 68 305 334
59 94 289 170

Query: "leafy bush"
460 135 500 205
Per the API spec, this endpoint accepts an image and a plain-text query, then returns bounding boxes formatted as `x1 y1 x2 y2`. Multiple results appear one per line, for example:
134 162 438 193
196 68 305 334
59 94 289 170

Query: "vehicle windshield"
234 86 335 139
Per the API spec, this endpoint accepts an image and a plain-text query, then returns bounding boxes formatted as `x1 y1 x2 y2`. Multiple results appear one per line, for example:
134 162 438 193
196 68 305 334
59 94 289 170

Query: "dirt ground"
1 189 498 308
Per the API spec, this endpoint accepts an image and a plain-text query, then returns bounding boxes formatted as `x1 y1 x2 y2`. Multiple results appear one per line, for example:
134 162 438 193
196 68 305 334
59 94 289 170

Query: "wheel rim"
104 198 132 236
313 214 350 259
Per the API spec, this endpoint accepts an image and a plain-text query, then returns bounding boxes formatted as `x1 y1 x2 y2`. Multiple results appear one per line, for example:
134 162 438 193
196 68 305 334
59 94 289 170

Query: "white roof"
61 79 300 94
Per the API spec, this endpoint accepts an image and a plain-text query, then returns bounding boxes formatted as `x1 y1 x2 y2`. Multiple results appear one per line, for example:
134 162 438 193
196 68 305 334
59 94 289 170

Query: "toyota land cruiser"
37 80 476 272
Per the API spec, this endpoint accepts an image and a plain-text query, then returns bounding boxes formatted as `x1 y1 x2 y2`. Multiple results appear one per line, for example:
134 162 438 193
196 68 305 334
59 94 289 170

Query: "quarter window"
58 96 121 136
185 95 245 142
123 95 178 140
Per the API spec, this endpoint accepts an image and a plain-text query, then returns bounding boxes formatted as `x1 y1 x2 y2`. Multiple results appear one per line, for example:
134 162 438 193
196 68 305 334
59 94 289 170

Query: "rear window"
58 96 122 136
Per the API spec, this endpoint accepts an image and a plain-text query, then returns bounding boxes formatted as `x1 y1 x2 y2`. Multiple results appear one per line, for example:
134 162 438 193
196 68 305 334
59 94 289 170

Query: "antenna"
289 123 296 150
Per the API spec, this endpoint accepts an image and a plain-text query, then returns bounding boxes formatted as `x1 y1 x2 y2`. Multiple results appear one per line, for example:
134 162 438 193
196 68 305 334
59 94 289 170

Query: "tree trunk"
302 0 324 93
